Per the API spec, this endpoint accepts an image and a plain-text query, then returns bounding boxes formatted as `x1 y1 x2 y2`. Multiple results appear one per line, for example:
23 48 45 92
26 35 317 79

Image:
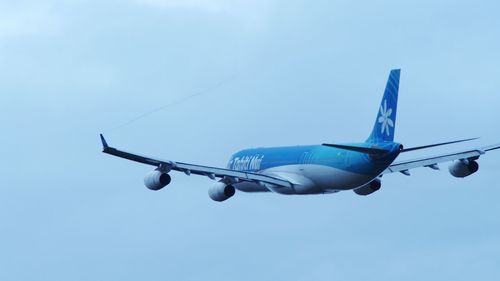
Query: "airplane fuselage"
226 142 402 195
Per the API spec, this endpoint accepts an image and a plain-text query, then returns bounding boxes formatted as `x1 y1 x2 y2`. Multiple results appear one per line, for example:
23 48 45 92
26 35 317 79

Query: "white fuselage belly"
234 164 374 195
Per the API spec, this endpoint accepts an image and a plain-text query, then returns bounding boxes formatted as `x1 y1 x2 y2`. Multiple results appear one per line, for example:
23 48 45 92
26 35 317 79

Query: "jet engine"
354 178 381 196
448 159 479 178
208 183 236 202
144 170 171 191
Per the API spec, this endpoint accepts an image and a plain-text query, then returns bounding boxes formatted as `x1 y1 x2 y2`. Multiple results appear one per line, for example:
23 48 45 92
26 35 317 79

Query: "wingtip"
100 134 109 148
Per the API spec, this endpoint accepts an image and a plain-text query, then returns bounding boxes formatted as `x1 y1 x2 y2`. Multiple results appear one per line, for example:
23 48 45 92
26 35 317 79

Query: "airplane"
100 69 500 201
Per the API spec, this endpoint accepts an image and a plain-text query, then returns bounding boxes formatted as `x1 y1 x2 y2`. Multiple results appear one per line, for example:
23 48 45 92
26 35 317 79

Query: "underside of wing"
100 134 293 190
384 143 500 176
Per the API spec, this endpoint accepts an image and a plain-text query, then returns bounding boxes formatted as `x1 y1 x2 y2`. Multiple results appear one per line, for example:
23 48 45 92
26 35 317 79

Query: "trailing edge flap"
322 143 390 154
400 137 478 152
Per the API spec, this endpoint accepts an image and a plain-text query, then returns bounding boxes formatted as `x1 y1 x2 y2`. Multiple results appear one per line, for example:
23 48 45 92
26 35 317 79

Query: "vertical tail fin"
367 69 400 143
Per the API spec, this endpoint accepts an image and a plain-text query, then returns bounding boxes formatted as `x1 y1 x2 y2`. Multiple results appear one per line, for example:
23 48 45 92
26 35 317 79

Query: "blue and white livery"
100 69 500 201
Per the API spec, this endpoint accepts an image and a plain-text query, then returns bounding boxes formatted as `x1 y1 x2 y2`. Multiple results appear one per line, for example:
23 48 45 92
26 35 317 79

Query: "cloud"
133 0 274 31
0 2 61 38
134 0 236 13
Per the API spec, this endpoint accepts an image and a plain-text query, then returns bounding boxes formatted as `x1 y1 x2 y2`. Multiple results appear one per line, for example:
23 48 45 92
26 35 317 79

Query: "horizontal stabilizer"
401 138 478 152
322 143 390 154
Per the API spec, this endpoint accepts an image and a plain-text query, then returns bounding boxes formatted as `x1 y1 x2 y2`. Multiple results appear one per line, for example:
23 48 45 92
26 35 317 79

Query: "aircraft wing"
384 143 500 175
100 135 293 188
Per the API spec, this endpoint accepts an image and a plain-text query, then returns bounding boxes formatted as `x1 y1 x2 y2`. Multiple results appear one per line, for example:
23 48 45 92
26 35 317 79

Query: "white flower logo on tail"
378 99 393 136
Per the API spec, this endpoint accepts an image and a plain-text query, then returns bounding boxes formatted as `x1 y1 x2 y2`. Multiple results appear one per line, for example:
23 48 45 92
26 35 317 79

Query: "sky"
1 0 500 280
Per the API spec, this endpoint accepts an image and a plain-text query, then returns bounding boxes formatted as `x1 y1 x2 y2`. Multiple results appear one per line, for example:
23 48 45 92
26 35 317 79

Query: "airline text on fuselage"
230 155 264 171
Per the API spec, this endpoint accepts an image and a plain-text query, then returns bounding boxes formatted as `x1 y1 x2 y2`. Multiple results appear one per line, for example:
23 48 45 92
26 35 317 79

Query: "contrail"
105 74 236 133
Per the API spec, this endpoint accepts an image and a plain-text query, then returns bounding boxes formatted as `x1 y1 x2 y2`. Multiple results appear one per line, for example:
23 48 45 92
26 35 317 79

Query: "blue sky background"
1 0 500 280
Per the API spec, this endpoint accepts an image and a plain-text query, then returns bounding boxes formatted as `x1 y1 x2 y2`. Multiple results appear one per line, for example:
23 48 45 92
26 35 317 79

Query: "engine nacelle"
208 183 235 202
354 178 381 196
448 159 479 178
144 170 171 191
